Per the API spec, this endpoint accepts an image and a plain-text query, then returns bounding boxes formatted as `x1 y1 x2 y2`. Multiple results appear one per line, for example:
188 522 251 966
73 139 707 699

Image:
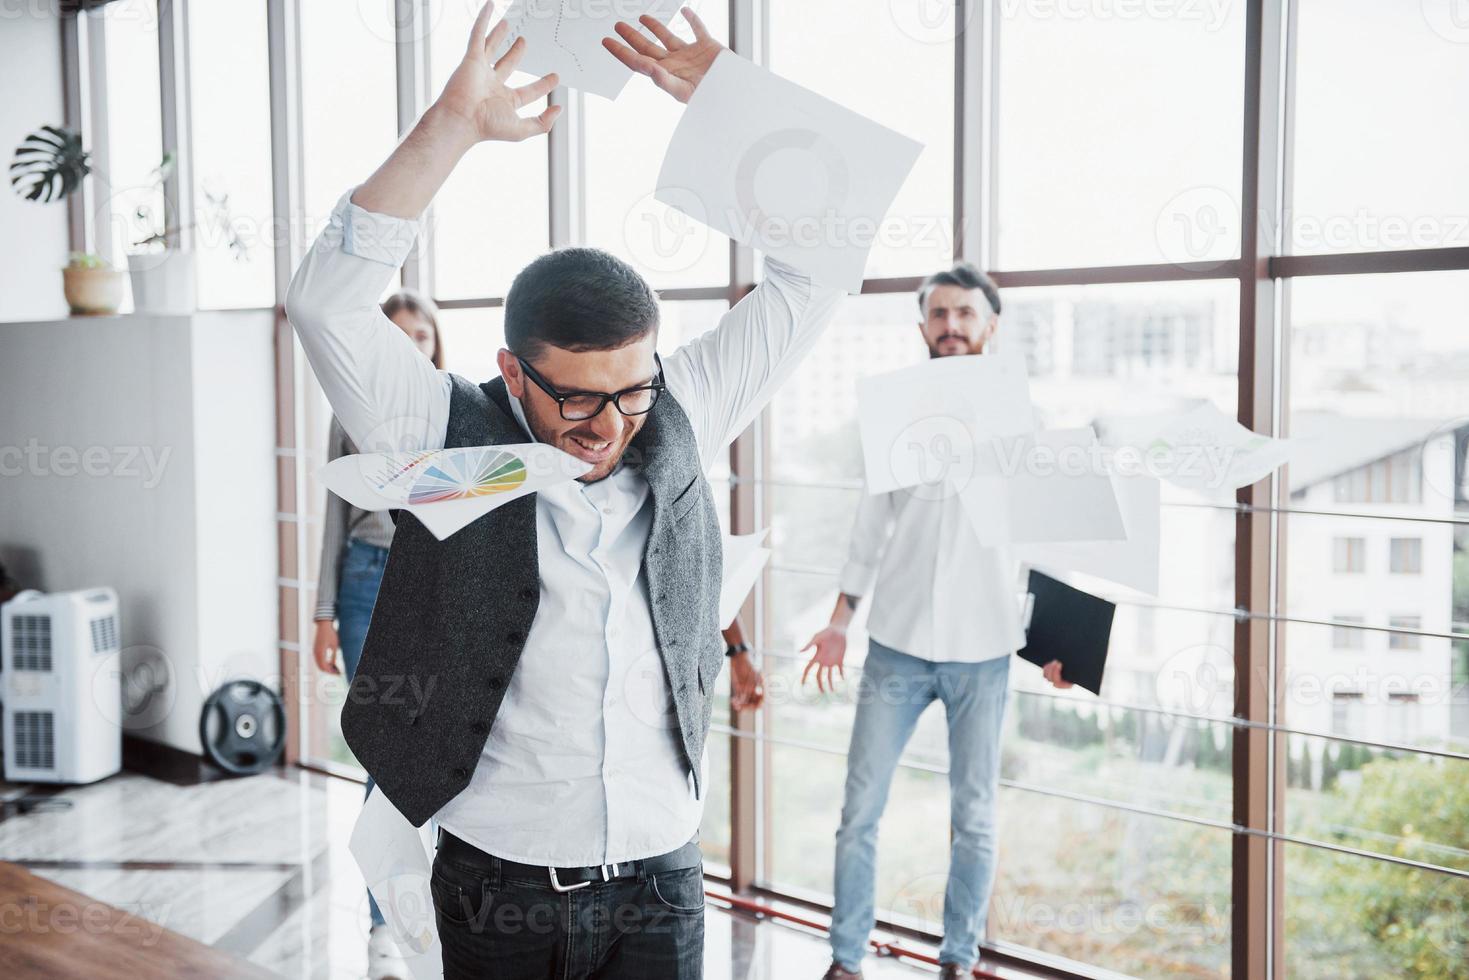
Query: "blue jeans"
338 537 390 929
829 642 1011 970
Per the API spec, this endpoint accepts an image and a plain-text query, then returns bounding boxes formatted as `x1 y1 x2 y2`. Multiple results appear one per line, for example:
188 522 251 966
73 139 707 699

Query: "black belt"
436 829 702 894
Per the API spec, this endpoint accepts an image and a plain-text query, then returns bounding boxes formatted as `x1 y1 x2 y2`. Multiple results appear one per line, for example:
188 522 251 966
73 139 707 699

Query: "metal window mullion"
397 0 432 293
1235 2 1289 977
83 9 115 267
61 13 91 253
157 0 193 251
547 86 583 249
957 0 993 268
267 0 305 303
726 0 762 898
267 0 309 763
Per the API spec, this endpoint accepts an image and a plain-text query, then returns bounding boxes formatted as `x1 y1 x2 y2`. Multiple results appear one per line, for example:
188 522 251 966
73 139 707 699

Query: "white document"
719 529 770 627
952 428 1127 546
1099 401 1292 492
856 353 1035 495
319 444 591 541
656 51 924 292
350 788 441 980
1013 474 1161 595
491 0 683 100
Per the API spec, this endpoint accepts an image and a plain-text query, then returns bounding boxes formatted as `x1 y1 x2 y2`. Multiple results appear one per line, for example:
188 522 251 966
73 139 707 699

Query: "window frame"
59 1 1469 977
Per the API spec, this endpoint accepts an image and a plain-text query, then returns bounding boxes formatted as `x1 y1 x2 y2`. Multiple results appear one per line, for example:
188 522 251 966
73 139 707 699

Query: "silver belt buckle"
548 867 591 893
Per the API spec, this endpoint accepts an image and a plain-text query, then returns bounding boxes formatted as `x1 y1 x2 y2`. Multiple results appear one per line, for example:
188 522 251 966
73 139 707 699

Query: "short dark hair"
917 262 1001 318
505 247 660 360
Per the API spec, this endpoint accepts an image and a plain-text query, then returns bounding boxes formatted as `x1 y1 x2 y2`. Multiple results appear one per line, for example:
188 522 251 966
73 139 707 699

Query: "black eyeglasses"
515 352 666 421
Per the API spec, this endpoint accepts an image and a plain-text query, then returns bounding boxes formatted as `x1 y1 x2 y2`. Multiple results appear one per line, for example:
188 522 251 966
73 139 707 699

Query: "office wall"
0 14 70 321
0 311 277 755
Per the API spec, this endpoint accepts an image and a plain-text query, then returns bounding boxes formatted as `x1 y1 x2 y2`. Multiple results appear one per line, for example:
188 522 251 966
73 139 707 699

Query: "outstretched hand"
435 1 562 144
800 626 849 695
602 7 724 104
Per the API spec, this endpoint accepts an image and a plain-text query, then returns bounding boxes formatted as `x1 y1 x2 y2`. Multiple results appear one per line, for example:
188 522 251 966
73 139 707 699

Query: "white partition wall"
0 310 277 754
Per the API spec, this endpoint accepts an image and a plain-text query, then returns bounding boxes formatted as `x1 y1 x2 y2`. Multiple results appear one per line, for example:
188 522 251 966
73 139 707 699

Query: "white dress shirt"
839 487 1025 664
286 190 843 866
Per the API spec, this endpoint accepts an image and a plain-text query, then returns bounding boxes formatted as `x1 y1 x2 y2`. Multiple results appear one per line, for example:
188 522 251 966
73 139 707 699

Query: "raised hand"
435 1 562 144
602 7 724 104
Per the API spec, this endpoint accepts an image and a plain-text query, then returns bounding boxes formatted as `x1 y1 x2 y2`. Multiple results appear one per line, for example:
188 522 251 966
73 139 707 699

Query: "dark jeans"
431 846 705 979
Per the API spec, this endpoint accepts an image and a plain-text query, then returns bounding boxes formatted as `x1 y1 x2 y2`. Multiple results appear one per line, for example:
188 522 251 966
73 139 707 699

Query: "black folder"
1017 570 1114 696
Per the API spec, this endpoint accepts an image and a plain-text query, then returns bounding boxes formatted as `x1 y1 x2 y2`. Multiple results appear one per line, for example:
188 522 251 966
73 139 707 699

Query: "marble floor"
0 769 939 979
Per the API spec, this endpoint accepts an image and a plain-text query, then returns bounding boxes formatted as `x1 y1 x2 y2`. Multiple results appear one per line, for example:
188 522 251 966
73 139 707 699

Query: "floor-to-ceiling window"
71 1 1469 974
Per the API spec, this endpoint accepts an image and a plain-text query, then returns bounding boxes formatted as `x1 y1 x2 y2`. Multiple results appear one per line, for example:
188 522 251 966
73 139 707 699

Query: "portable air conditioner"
2 588 123 784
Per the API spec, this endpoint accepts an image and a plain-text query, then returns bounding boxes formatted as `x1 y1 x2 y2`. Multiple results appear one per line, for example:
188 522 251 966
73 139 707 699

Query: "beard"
519 397 637 485
929 333 980 358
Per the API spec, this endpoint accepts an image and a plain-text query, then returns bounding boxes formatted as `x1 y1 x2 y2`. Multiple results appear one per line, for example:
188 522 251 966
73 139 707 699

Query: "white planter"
128 249 197 315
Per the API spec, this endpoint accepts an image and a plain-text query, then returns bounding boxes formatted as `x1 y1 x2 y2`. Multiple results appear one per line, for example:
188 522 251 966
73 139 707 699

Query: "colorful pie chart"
406 448 528 504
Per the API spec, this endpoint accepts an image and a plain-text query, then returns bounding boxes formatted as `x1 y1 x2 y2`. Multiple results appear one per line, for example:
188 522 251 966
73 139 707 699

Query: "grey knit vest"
340 374 724 828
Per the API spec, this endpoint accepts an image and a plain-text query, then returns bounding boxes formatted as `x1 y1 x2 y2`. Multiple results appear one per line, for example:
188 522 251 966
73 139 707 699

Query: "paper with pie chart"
319 444 592 540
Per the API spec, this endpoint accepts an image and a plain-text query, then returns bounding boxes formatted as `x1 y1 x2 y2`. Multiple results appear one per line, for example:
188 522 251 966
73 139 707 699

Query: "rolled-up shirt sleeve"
284 189 451 454
838 486 896 598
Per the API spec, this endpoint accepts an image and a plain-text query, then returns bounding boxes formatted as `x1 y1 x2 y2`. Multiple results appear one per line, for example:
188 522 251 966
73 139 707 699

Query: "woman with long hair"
311 289 442 980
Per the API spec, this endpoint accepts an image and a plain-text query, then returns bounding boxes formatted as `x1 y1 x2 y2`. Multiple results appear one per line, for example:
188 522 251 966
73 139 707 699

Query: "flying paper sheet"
719 529 770 627
856 353 1035 496
656 51 923 292
350 788 441 980
951 428 1128 546
1013 474 1161 595
319 444 591 540
1099 401 1292 492
491 0 683 100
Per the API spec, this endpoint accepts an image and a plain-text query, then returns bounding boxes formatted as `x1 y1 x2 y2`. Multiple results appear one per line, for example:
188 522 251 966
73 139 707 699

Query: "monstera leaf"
10 125 91 204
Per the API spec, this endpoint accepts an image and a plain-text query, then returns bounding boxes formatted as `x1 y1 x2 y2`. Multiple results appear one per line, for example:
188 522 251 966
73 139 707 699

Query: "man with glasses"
802 263 1071 980
286 6 841 978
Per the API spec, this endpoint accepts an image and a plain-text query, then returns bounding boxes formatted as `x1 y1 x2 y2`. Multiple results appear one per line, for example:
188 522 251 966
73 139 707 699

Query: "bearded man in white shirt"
286 6 844 978
801 264 1071 980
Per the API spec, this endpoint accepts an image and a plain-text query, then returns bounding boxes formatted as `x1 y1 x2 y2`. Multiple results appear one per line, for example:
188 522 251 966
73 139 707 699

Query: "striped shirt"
313 416 395 621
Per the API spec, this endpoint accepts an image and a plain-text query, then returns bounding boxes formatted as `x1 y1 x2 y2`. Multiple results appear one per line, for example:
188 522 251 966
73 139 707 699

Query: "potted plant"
62 252 125 315
125 153 249 314
9 124 125 316
127 152 196 314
